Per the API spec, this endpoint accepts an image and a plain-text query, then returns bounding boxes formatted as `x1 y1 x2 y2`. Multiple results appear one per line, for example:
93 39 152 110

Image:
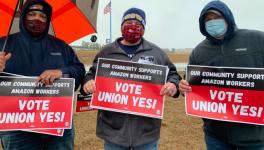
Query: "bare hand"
160 82 177 97
38 69 63 85
83 80 96 94
179 80 192 96
0 52 11 71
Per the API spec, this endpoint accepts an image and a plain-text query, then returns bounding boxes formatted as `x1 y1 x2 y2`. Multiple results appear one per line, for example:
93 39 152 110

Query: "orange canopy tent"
0 0 97 44
0 0 18 38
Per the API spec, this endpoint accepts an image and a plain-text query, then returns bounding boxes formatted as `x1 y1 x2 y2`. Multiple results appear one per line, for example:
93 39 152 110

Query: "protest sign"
91 58 168 119
0 76 74 130
0 72 67 136
186 65 264 125
24 128 64 136
0 72 22 77
76 93 95 112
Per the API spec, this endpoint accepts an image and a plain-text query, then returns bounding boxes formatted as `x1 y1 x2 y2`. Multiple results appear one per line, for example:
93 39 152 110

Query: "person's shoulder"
47 34 68 45
237 29 264 37
95 42 116 57
102 43 114 50
46 35 72 48
99 42 114 53
0 33 20 45
142 39 163 53
0 33 19 40
193 39 208 51
101 38 123 52
143 39 161 49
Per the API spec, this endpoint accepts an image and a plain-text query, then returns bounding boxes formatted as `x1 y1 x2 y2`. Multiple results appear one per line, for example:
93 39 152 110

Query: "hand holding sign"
91 58 168 118
160 82 177 97
0 52 11 72
83 79 96 94
179 79 192 96
186 65 264 125
38 69 63 85
0 76 74 130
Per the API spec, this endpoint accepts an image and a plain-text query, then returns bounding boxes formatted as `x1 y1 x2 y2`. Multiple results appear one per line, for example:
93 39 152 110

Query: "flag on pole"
103 2 111 14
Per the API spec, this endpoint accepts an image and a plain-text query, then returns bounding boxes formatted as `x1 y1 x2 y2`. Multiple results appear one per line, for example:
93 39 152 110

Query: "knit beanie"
23 0 52 20
121 7 146 28
207 9 222 17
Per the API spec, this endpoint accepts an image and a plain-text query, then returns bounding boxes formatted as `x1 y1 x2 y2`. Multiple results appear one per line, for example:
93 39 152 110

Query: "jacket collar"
108 37 152 54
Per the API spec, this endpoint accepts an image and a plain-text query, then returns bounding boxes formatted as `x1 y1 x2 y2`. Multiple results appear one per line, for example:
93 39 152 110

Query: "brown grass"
76 50 190 64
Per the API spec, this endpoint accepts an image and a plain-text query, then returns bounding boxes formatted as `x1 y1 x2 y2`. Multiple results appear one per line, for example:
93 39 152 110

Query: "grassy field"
76 50 190 64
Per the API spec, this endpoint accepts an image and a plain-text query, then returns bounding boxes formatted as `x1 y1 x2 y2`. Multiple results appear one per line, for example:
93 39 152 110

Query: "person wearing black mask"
0 0 85 149
82 7 181 150
24 4 48 37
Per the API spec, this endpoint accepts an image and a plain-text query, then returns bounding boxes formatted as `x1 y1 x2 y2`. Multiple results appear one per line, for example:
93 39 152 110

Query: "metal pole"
109 0 112 43
1 0 20 52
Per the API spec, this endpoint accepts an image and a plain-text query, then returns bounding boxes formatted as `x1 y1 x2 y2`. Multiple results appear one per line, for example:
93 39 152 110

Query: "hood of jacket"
199 0 237 44
20 0 52 40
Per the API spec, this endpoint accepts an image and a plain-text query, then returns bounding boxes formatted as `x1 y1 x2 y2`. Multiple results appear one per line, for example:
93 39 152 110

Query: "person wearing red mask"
0 0 85 149
82 7 182 150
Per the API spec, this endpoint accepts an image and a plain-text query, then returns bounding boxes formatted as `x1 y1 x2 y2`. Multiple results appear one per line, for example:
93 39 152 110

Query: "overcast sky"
72 0 264 49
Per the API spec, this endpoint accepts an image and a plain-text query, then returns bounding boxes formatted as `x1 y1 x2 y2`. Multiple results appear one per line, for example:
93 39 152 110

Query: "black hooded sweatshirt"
190 0 264 146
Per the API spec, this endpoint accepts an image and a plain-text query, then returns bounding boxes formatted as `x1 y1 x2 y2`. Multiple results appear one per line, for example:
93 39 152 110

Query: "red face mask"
24 20 47 37
122 24 144 44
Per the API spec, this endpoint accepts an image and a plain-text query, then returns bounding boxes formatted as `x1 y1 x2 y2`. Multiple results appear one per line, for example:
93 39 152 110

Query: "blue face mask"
205 19 227 38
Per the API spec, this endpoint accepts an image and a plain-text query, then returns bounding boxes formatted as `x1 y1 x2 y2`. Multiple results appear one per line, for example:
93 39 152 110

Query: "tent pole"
2 0 20 52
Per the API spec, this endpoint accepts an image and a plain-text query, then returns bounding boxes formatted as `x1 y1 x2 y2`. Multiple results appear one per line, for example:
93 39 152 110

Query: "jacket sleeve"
80 51 101 94
188 48 197 65
0 37 6 51
162 52 182 98
60 45 85 91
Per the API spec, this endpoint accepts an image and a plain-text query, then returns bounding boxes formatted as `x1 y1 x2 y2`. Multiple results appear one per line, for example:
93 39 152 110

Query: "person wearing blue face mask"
179 0 264 150
205 10 228 39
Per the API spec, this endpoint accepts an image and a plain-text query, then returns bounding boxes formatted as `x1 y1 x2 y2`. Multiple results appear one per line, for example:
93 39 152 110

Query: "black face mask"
24 20 47 37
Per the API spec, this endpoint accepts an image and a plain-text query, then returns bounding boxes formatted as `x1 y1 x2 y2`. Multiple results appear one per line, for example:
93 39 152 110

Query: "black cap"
23 0 52 20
